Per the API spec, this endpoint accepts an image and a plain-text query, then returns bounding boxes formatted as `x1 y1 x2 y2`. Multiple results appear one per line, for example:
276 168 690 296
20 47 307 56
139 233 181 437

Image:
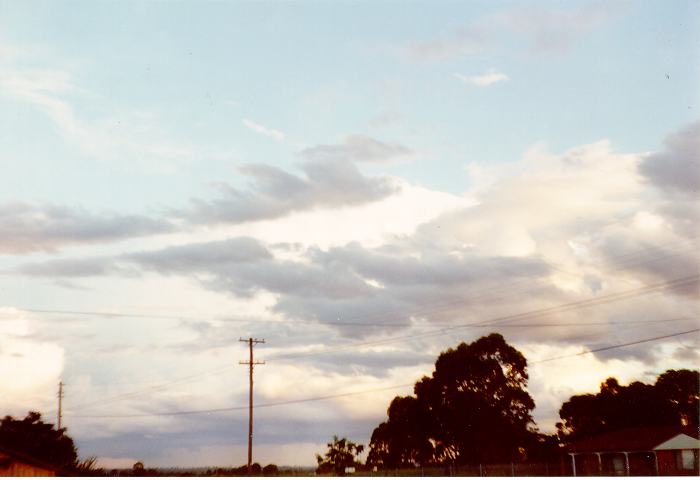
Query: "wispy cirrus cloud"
242 118 286 142
455 69 509 87
0 65 215 172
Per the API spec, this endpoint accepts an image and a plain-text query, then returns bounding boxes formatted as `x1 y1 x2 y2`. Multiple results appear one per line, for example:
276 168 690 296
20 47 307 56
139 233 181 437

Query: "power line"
15 236 699 329
531 328 700 364
62 316 694 394
64 275 698 410
64 317 694 414
268 275 699 360
65 383 415 419
68 364 236 410
64 327 700 420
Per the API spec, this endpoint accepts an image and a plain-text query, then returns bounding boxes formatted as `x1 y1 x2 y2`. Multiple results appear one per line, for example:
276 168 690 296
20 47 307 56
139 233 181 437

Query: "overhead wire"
66 383 415 419
15 234 699 330
530 328 700 364
38 241 698 410
64 327 699 419
67 272 697 411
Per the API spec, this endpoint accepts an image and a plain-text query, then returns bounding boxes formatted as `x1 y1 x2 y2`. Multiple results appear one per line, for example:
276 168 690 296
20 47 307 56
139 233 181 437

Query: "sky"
0 0 699 469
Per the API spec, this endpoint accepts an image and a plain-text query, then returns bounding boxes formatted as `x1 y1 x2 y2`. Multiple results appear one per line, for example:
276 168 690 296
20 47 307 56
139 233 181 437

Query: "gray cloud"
180 158 398 225
496 2 618 55
639 121 700 195
125 238 558 341
639 121 700 238
129 237 273 274
300 135 412 164
15 256 127 277
0 202 172 254
407 2 618 60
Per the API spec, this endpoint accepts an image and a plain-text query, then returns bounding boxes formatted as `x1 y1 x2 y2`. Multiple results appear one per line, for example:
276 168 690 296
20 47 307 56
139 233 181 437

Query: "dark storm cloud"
0 202 173 254
76 411 377 465
300 135 412 164
179 158 398 225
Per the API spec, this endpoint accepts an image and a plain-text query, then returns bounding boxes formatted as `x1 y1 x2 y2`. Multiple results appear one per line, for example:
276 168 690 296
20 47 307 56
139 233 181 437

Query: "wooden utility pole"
239 338 265 473
57 381 64 430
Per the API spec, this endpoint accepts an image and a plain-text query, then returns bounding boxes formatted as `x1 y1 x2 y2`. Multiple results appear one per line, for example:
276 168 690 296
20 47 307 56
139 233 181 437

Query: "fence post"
511 462 515 476
479 464 483 477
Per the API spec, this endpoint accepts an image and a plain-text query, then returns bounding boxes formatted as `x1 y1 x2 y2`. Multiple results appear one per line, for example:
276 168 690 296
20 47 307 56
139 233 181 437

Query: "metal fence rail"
361 461 564 477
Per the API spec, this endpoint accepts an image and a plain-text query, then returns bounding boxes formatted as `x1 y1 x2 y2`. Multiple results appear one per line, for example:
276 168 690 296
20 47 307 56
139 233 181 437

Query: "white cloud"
0 307 64 416
455 69 509 87
3 124 699 467
242 118 286 142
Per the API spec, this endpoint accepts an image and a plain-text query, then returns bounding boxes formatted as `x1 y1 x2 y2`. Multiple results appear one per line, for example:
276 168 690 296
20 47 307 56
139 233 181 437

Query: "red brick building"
567 426 699 476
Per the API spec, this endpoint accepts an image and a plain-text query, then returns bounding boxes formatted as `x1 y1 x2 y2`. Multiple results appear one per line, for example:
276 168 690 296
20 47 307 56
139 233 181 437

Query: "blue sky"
1 0 698 469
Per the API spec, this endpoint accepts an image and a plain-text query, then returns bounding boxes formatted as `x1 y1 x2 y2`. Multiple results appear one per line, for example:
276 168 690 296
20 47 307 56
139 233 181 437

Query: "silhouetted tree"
557 369 699 442
367 396 434 468
368 333 536 467
0 411 77 470
655 369 700 427
132 461 145 477
316 436 364 476
262 463 279 476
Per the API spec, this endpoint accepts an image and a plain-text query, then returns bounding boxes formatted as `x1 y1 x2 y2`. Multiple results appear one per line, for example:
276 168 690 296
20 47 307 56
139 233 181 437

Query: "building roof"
0 445 59 473
568 426 700 453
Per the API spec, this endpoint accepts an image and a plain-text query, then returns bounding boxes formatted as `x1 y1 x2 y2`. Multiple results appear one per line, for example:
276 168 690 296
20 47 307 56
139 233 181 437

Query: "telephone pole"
57 381 64 431
239 338 265 474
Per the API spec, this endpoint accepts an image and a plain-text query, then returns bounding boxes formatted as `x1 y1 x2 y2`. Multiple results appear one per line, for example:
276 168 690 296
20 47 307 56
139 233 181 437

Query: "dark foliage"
366 396 434 468
0 411 77 470
262 463 279 475
368 333 536 467
316 436 364 476
557 369 699 441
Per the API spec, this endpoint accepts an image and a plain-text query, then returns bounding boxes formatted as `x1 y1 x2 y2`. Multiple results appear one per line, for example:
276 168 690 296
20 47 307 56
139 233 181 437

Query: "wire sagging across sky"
64 327 699 419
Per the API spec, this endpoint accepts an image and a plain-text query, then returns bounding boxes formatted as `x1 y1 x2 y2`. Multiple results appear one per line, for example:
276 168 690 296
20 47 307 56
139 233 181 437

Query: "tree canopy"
557 369 699 442
368 333 536 467
316 436 364 476
0 411 77 470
